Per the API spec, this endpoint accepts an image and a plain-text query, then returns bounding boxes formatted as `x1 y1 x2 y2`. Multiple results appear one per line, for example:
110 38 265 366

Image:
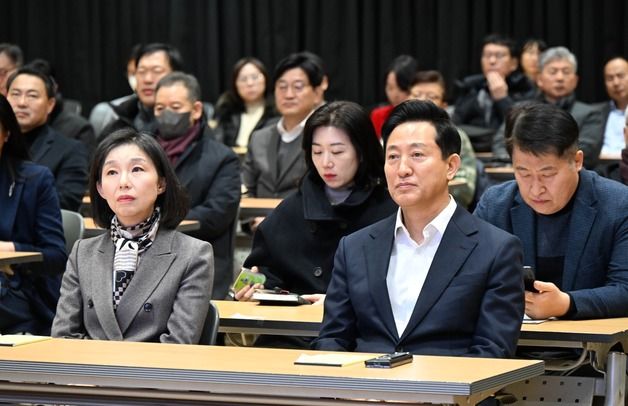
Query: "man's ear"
46 96 56 116
446 153 461 181
191 101 203 121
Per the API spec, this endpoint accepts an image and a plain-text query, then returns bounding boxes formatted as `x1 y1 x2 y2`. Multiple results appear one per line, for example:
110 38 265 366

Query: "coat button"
339 222 348 230
313 267 323 277
143 303 153 312
87 299 94 308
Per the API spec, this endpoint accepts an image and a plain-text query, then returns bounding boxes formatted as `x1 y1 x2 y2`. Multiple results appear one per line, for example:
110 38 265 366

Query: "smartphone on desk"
232 268 266 292
364 352 413 368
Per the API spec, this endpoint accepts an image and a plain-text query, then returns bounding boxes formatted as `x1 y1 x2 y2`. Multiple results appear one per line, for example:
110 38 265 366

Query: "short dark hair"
136 43 184 71
382 100 461 159
156 71 202 102
483 33 517 58
302 101 385 189
273 51 326 88
386 55 419 92
0 93 28 163
521 38 547 56
89 129 189 229
6 66 57 98
410 70 447 99
0 43 24 67
505 101 579 158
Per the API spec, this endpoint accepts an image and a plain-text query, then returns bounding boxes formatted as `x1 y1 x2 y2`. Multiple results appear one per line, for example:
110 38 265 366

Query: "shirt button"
313 267 323 277
143 303 153 312
87 299 94 308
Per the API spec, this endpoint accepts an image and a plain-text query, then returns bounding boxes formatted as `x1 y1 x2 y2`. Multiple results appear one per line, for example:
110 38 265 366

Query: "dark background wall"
1 0 626 114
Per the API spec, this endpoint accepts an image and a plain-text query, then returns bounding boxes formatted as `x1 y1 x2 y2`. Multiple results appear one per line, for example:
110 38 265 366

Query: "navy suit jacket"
474 170 628 319
28 124 88 211
0 161 67 332
313 206 525 358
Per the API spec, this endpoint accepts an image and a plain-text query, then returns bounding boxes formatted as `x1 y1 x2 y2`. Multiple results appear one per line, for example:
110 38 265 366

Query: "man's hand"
0 265 14 276
486 71 509 100
525 281 571 319
234 266 264 301
301 294 326 305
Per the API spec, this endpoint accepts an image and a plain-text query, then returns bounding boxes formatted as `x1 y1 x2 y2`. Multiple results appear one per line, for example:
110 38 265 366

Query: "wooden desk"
214 300 322 336
0 251 43 267
83 218 200 237
239 197 282 218
216 302 628 404
484 166 515 182
0 338 543 405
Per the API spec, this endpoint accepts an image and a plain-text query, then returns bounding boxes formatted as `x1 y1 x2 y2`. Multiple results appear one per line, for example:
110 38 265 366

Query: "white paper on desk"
522 315 556 324
229 313 265 320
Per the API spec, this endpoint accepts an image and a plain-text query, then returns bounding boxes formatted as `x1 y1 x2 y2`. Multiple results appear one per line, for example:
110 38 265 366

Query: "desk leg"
604 351 626 406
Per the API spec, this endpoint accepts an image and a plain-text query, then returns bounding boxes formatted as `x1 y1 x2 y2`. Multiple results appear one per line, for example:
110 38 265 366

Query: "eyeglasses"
237 73 263 84
410 92 443 103
481 52 509 60
275 80 310 94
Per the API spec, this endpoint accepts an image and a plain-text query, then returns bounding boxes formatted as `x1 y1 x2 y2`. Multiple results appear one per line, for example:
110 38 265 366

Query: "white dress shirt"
386 196 457 337
601 101 626 155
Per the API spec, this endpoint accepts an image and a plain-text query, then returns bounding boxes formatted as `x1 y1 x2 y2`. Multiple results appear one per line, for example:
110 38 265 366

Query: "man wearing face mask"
154 72 241 300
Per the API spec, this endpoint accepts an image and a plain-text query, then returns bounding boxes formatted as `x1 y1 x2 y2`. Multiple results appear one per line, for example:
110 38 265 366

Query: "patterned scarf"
110 208 161 311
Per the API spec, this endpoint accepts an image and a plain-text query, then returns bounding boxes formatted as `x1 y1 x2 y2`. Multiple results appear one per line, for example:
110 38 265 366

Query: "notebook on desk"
0 335 51 347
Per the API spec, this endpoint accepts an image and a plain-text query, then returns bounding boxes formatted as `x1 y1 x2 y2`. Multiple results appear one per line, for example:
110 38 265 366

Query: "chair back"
199 301 220 345
61 209 85 254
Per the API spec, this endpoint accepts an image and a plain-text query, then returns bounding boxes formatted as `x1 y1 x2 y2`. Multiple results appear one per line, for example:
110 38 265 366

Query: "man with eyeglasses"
493 47 605 169
0 43 24 96
100 43 184 139
453 34 534 132
242 51 328 228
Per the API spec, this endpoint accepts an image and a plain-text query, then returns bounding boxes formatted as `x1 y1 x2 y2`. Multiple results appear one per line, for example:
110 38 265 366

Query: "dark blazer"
474 170 628 319
244 172 398 294
174 124 241 299
27 124 88 211
242 119 306 198
453 71 534 129
213 98 276 147
312 206 525 358
0 160 66 334
51 228 213 343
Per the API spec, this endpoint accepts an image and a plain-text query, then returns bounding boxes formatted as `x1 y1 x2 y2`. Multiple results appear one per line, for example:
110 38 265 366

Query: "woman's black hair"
302 101 385 189
89 128 189 229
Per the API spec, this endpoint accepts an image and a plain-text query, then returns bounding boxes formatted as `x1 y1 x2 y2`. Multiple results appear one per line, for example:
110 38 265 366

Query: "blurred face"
312 126 359 190
7 74 55 133
512 146 583 215
521 45 541 79
537 59 579 102
604 58 628 106
0 53 17 96
385 121 459 210
409 82 445 108
154 83 202 125
135 51 172 108
236 63 266 104
97 143 165 227
385 72 408 106
481 43 517 78
275 67 320 122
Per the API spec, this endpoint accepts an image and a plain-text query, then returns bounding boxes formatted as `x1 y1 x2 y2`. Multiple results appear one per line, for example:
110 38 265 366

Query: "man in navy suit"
7 67 88 211
313 100 525 358
475 102 628 320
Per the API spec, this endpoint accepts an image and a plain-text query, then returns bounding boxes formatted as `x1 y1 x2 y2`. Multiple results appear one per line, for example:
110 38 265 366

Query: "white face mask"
128 75 137 92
